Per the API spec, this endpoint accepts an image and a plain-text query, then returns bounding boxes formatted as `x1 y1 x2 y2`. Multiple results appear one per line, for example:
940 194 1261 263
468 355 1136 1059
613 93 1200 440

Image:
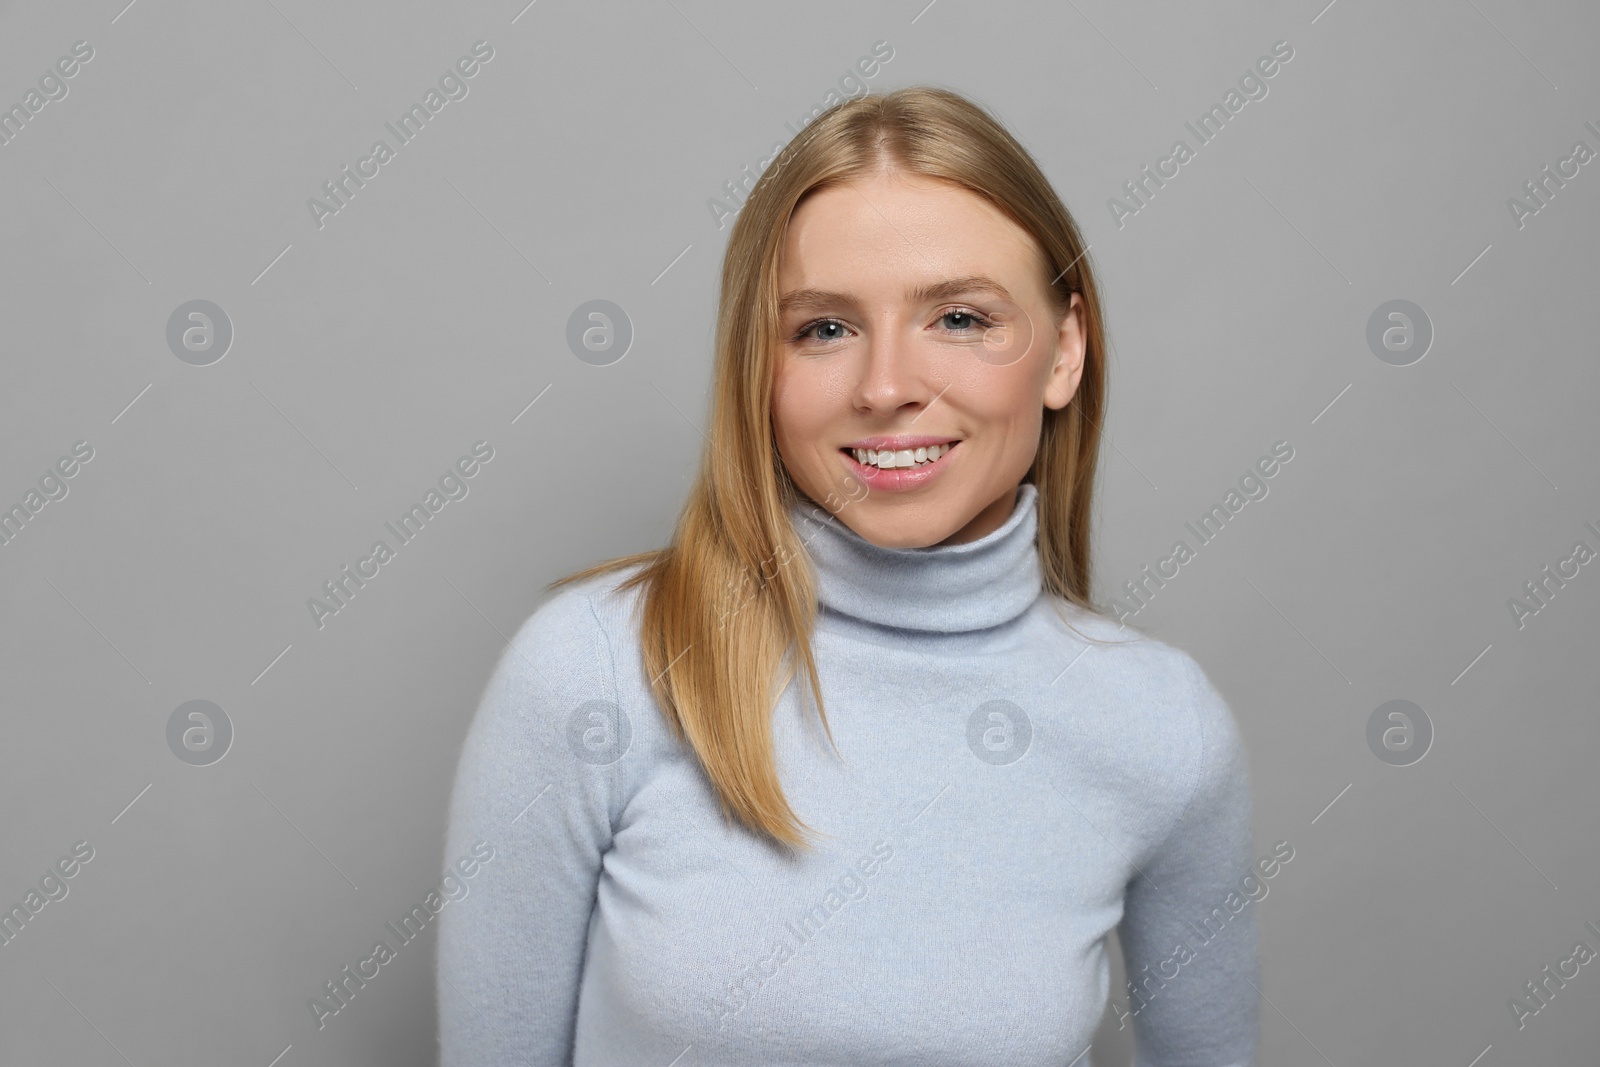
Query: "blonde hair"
553 85 1132 852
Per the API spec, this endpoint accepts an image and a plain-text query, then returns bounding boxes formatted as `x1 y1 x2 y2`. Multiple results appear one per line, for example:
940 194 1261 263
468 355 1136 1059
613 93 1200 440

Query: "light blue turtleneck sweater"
437 483 1259 1066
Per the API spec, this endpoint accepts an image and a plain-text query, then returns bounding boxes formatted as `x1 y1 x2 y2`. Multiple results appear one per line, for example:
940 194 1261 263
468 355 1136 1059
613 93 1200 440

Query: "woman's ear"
1044 293 1085 411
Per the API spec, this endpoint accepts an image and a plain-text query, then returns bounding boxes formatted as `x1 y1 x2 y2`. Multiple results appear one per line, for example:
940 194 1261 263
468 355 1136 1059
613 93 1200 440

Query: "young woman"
438 86 1259 1067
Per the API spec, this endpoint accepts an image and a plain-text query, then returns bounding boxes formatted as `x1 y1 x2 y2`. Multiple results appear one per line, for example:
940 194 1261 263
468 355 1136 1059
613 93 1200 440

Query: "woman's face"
772 170 1085 548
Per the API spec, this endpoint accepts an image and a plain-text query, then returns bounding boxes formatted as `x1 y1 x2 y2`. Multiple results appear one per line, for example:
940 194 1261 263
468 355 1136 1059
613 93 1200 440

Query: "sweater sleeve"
1116 653 1260 1067
436 589 622 1067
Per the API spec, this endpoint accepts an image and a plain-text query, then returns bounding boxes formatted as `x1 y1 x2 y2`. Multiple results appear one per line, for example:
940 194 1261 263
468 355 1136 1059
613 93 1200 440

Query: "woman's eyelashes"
936 309 997 334
791 317 852 344
788 307 1000 346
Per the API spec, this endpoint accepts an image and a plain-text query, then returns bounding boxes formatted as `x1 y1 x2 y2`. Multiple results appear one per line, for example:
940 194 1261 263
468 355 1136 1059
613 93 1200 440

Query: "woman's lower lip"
839 442 960 492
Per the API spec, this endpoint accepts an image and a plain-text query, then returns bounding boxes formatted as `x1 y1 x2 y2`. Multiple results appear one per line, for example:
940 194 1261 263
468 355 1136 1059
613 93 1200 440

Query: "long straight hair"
553 86 1126 852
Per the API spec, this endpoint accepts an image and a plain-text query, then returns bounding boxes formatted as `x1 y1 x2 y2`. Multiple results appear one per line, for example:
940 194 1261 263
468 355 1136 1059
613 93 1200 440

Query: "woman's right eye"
794 318 850 343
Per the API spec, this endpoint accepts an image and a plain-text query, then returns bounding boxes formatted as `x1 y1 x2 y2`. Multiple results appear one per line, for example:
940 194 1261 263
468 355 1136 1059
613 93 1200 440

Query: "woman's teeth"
848 442 955 470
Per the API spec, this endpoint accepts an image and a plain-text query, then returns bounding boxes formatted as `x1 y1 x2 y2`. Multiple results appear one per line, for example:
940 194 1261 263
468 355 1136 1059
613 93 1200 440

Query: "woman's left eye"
940 308 995 332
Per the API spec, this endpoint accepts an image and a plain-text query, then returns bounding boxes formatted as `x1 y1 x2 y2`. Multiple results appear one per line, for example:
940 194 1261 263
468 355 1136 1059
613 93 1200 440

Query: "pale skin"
772 169 1087 548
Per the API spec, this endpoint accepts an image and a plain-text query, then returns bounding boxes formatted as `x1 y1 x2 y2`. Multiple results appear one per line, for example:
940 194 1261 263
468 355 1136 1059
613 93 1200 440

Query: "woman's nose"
851 325 935 414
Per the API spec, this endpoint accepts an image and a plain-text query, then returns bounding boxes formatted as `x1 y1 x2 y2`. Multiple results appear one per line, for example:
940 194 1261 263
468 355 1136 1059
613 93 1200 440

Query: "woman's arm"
1117 654 1260 1067
437 590 619 1066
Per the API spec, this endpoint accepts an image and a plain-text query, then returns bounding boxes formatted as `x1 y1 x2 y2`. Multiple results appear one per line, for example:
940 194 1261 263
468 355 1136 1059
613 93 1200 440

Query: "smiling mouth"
840 440 960 471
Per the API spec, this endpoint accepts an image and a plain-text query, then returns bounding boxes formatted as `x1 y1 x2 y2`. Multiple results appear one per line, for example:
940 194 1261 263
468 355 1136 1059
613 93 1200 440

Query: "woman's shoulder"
1043 598 1210 683
502 560 653 670
463 562 658 777
1041 603 1251 851
1041 597 1246 751
451 567 653 852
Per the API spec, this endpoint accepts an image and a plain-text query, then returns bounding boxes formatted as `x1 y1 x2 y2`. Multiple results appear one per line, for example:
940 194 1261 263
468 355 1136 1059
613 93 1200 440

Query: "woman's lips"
839 440 961 492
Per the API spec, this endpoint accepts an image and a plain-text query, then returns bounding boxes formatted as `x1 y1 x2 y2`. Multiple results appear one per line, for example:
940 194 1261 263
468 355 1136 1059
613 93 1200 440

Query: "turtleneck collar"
786 482 1044 634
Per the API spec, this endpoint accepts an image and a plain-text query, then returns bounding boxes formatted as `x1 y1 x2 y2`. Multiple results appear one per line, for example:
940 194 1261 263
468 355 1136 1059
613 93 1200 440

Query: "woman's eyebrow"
778 275 1015 314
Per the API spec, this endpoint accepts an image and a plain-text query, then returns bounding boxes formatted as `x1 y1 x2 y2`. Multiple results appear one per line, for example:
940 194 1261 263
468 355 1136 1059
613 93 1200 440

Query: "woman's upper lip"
841 435 961 451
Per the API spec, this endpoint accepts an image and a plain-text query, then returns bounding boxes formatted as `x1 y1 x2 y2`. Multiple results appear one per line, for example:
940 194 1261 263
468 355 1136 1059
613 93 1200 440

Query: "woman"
438 86 1259 1066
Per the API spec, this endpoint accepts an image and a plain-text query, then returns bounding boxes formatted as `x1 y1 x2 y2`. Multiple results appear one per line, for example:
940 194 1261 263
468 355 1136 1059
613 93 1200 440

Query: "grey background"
2 0 1596 1063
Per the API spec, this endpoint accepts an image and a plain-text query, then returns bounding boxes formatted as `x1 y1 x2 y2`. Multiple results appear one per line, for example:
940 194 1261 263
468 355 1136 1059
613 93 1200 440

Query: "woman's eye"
795 319 849 343
940 309 994 333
